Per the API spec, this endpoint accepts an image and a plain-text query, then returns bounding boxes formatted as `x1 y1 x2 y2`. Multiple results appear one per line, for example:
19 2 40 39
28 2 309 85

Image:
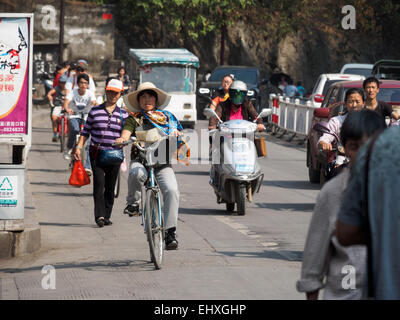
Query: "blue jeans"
68 118 91 170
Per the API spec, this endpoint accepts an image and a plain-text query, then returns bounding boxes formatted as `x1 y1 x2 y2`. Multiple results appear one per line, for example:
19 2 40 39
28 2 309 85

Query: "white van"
340 63 373 77
127 48 199 128
310 73 366 108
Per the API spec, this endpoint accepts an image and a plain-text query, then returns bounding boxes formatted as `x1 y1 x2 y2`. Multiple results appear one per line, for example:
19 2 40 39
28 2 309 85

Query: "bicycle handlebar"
113 136 170 152
67 112 88 119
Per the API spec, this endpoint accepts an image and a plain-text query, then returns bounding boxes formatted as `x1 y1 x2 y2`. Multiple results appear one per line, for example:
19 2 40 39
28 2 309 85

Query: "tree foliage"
92 0 254 41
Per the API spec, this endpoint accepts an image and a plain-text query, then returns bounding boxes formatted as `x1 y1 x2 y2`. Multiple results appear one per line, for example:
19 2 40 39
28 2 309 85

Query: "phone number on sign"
2 127 25 133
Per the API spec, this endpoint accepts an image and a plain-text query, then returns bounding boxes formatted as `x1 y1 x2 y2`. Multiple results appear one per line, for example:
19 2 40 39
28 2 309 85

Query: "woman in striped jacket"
73 79 129 227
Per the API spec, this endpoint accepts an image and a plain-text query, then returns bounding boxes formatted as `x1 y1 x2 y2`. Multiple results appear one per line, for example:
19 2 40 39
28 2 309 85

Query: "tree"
91 0 253 64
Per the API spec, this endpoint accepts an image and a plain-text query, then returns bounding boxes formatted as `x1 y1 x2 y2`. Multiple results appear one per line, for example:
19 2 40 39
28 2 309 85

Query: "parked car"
372 59 400 80
340 63 373 77
309 73 365 108
197 65 266 118
307 79 400 184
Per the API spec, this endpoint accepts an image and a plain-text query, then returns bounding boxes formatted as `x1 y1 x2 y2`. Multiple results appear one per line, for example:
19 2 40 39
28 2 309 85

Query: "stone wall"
1 0 116 83
34 0 115 79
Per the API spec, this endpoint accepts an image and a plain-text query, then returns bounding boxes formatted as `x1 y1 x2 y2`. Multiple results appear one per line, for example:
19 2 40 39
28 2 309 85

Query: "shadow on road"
0 259 153 274
255 202 315 212
29 149 59 153
180 207 231 216
32 191 92 198
28 168 69 173
32 127 52 133
39 222 94 228
30 182 69 187
218 249 303 262
262 180 320 190
32 143 61 147
175 171 209 176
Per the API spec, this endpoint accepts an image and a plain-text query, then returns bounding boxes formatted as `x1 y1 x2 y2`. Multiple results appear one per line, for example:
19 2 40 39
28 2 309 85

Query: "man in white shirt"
63 73 96 173
65 59 96 95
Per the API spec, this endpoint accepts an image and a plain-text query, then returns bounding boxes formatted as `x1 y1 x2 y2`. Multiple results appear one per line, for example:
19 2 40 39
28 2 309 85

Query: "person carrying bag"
69 160 90 187
73 79 129 228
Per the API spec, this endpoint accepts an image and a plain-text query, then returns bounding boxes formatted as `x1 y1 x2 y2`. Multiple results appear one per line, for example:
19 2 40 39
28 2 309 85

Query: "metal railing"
268 94 317 141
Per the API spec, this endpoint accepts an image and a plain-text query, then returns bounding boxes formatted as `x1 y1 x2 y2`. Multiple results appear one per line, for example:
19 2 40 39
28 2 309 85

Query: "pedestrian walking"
336 122 400 299
116 66 130 94
297 109 386 299
73 79 129 227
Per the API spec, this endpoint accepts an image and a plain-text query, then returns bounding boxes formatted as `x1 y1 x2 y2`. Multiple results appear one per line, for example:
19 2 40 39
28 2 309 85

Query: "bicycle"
58 109 68 153
67 111 89 172
114 136 168 269
49 100 68 152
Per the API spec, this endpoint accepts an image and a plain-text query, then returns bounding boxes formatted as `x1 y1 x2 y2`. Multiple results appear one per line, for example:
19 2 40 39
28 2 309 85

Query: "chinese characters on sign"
0 18 29 135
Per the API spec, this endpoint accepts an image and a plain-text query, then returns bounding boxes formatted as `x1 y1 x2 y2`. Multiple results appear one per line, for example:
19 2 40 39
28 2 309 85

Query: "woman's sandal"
96 217 105 228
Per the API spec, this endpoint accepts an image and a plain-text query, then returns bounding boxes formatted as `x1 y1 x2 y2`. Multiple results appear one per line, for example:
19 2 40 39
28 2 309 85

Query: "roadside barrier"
268 94 316 141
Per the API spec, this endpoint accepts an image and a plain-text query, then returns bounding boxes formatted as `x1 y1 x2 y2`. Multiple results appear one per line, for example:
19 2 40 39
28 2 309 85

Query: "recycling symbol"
0 177 13 191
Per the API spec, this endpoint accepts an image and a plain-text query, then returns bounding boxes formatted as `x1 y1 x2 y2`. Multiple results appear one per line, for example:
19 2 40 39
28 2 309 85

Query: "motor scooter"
204 107 272 215
313 121 348 186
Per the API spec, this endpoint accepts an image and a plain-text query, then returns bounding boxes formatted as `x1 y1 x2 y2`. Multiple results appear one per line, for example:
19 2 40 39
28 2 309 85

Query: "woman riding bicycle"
115 82 181 250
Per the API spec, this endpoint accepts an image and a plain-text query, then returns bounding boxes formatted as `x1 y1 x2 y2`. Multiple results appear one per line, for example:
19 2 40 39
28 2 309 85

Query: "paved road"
0 107 320 300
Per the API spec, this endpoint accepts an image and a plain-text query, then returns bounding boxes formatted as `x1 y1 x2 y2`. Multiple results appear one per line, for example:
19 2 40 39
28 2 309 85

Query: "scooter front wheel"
237 184 246 216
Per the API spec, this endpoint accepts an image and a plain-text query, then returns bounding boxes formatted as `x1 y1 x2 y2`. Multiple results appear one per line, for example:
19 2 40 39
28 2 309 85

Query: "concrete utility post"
58 0 65 64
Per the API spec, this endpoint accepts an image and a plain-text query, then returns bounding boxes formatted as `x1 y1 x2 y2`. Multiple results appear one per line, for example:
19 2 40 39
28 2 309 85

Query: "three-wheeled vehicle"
127 48 199 128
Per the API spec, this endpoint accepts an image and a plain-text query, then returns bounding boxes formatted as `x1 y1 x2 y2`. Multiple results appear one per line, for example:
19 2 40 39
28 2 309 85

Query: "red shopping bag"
69 160 90 187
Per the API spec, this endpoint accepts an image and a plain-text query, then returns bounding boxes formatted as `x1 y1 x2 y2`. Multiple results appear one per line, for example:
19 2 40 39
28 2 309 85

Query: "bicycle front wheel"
60 119 66 153
145 188 163 269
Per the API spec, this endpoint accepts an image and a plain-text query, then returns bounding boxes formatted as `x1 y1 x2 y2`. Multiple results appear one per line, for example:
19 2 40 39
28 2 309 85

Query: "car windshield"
343 68 372 77
322 80 344 96
377 88 400 102
140 65 196 93
340 87 400 102
209 69 258 85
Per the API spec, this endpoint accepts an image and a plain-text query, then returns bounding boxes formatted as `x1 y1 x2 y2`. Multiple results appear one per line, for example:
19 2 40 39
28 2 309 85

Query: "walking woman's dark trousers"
90 158 120 220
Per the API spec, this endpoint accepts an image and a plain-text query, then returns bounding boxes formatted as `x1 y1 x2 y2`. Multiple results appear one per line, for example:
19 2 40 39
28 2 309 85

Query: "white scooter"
205 107 272 215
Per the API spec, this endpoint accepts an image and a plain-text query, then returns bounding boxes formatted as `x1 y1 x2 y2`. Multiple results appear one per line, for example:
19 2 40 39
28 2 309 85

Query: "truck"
127 48 199 128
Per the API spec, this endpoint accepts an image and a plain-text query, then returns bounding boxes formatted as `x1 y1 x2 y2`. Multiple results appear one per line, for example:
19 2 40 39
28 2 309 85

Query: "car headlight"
247 90 255 97
199 88 210 94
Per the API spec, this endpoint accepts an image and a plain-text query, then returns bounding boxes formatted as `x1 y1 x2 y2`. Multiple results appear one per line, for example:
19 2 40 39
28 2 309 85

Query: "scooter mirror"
258 108 272 118
203 108 215 118
203 108 223 123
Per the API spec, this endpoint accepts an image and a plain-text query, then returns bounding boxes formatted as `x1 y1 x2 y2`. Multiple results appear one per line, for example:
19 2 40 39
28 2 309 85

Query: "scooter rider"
208 80 265 131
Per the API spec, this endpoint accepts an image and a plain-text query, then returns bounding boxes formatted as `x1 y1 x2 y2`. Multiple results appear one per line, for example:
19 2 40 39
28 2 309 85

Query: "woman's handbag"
69 160 90 187
97 148 124 166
